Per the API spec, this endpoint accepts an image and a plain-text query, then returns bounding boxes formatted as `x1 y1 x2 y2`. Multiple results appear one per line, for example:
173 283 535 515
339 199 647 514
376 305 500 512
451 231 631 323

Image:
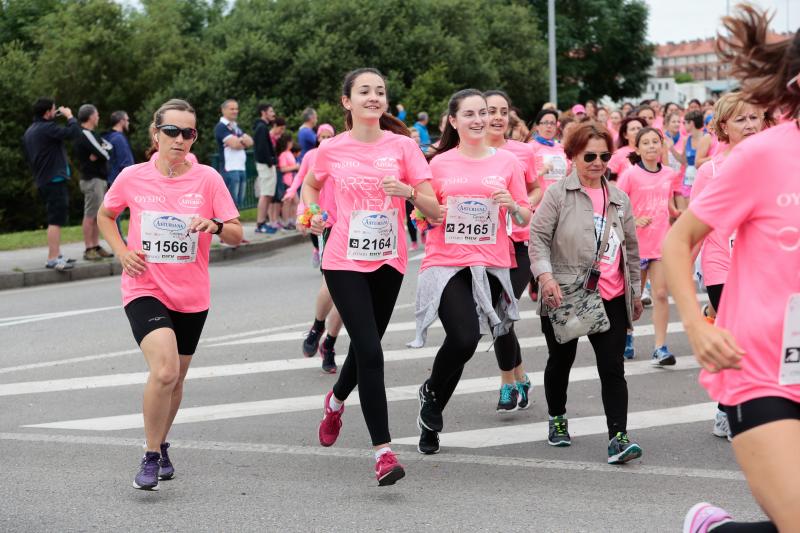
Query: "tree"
529 0 654 105
674 72 693 83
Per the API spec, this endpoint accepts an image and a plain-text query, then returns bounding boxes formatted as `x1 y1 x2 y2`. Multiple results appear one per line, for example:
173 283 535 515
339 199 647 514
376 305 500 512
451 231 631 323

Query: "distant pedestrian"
22 97 81 270
297 107 318 163
413 112 431 152
214 99 253 207
75 104 114 261
253 103 279 233
103 110 135 241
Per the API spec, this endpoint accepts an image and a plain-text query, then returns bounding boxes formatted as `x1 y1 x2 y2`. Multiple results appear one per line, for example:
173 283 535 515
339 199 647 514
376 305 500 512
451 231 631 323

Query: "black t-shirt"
74 128 110 180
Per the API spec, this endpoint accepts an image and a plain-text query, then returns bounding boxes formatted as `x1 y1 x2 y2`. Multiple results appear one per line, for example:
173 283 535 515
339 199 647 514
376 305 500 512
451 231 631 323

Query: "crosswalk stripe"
0 431 744 481
394 401 717 448
23 356 698 431
0 322 686 397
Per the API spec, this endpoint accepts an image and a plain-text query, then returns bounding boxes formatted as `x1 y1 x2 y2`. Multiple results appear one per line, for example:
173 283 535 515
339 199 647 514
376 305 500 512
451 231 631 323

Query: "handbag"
547 187 613 344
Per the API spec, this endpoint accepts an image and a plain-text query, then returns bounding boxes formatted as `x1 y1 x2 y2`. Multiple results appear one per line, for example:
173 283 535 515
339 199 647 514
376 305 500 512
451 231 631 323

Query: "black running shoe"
417 420 440 455
496 383 518 412
548 415 571 447
302 328 323 357
320 344 337 373
516 376 531 410
417 381 443 432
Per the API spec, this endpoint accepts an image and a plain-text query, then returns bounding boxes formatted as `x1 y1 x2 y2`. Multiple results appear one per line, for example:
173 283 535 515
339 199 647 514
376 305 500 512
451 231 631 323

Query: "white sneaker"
641 286 652 307
712 410 732 442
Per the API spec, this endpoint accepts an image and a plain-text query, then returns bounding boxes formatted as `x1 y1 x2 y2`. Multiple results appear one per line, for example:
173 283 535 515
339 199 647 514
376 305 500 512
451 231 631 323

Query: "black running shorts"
124 296 208 355
724 396 800 438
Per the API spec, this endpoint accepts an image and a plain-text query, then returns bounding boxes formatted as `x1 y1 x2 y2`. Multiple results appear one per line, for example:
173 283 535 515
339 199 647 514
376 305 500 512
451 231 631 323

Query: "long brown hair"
341 68 409 136
428 89 486 160
717 5 800 118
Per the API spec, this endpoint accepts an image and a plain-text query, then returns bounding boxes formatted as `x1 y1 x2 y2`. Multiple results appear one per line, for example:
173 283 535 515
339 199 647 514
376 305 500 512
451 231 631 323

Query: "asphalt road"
0 241 766 532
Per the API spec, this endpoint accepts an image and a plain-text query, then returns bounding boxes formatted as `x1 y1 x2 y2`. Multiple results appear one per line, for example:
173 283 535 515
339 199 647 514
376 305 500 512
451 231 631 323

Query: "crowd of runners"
92 5 799 532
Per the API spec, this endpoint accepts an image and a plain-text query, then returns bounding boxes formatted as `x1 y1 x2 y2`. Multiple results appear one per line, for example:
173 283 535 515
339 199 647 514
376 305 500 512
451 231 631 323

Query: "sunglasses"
157 125 198 140
583 151 612 163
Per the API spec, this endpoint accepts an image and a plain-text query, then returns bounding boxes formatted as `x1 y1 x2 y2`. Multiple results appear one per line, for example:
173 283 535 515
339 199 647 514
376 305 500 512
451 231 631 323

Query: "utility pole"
548 0 557 107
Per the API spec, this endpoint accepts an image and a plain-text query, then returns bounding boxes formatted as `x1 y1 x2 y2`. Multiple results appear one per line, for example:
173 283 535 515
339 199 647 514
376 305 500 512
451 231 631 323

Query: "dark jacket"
252 119 277 166
74 128 110 181
22 117 81 188
102 130 135 184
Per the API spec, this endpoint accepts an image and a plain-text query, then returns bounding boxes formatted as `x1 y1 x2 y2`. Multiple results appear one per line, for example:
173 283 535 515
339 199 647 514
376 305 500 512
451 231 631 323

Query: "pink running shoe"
318 391 344 447
683 502 733 533
375 451 405 486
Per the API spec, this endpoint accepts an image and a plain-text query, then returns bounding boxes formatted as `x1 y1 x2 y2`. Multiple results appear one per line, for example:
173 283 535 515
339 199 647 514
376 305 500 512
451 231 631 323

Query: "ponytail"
717 5 800 117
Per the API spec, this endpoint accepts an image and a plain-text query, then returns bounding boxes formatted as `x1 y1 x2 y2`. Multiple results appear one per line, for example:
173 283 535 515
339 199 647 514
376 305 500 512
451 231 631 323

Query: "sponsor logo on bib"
362 213 390 229
373 157 399 171
153 215 188 232
179 193 205 209
481 175 506 190
457 200 489 216
135 194 166 204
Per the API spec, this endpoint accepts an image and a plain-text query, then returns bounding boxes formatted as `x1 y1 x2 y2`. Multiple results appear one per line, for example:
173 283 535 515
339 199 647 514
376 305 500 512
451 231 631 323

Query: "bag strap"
594 185 613 266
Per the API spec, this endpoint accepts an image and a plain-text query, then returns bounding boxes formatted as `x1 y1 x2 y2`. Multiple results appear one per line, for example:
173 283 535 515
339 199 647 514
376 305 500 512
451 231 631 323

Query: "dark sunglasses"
157 125 198 140
583 151 611 163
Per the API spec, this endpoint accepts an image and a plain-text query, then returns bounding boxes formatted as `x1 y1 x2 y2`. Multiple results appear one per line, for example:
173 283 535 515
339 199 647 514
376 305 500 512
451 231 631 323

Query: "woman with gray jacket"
529 122 645 464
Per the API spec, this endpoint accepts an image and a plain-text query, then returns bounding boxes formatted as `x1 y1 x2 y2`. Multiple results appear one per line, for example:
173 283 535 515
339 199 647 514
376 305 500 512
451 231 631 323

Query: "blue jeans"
223 170 246 207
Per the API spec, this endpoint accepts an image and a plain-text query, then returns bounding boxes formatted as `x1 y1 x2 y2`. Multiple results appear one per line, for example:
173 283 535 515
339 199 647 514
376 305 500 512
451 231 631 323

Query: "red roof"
656 32 792 59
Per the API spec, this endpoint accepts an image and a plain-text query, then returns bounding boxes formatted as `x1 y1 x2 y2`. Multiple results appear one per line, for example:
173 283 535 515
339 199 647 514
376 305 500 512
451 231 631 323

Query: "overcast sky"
645 0 799 43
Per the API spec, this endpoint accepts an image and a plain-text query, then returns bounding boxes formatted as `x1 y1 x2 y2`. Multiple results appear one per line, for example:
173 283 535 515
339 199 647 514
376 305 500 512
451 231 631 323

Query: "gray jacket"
529 171 641 328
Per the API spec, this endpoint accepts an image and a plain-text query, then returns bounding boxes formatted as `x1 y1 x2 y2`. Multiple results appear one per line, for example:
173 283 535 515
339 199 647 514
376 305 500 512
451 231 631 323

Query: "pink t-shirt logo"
134 194 166 204
179 193 205 209
481 175 507 189
373 157 399 170
332 160 360 169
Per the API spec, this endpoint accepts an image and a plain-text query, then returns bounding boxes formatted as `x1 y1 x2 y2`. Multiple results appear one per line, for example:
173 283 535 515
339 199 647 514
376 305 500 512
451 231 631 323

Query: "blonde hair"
709 92 772 143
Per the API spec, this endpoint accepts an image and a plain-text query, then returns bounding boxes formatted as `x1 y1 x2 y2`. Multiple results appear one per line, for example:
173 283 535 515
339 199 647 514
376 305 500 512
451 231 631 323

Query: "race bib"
140 211 198 264
667 151 682 173
542 154 567 181
444 196 499 245
683 165 697 187
347 209 398 261
779 294 800 385
593 215 621 265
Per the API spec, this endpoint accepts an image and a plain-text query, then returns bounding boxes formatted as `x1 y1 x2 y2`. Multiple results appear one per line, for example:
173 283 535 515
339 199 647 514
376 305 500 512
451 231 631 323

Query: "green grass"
0 208 256 251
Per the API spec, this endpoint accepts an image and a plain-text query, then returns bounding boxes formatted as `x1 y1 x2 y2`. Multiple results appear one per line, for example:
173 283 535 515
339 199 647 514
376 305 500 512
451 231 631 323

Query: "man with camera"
22 97 82 271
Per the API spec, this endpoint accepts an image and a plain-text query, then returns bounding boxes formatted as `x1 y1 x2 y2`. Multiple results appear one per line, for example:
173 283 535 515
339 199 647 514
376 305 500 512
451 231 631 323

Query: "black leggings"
542 295 629 439
495 241 532 372
707 283 724 311
310 234 319 250
405 201 417 243
428 268 503 411
324 265 403 446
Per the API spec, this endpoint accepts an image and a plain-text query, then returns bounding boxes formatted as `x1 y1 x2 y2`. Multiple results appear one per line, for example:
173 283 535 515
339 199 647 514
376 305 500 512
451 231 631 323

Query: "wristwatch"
408 187 417 202
211 218 224 235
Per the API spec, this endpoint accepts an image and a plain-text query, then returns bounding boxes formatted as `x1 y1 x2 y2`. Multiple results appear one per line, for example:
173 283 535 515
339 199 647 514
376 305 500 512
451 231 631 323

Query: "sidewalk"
0 222 308 291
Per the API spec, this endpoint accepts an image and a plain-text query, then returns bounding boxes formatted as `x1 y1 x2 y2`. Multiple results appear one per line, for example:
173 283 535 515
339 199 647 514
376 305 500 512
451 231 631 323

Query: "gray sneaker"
607 432 642 464
45 257 74 271
712 410 732 442
548 415 571 446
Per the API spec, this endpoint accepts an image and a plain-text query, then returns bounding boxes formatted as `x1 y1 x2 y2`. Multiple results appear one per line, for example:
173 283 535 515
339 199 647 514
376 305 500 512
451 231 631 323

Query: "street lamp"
548 0 557 107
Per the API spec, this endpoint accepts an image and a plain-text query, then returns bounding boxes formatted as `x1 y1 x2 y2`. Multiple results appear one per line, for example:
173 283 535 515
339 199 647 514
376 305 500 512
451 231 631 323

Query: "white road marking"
394 402 717 448
0 323 687 397
0 431 744 481
23 356 698 430
0 305 120 327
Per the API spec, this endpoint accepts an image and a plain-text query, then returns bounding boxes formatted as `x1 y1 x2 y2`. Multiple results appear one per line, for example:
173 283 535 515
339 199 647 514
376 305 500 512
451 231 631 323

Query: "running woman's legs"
494 242 530 386
648 260 669 348
141 329 181 452
324 265 403 449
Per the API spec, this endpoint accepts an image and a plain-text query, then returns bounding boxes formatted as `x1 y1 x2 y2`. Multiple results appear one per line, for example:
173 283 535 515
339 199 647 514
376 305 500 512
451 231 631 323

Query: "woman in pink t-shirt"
618 127 680 366
97 99 242 492
607 116 645 180
301 68 440 486
530 109 571 198
689 92 770 441
607 109 623 143
666 8 800 531
413 89 531 455
484 90 540 413
276 133 299 230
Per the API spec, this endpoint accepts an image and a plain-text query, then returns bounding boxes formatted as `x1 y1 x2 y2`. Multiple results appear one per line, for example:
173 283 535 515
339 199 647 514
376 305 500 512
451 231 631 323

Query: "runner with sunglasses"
484 90 541 412
666 7 800 531
617 127 680 366
97 99 242 491
531 121 644 463
302 68 440 486
413 89 531 454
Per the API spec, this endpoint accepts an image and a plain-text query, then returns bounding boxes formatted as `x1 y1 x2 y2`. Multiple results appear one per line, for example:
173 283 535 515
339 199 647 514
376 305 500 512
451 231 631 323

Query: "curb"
0 232 307 291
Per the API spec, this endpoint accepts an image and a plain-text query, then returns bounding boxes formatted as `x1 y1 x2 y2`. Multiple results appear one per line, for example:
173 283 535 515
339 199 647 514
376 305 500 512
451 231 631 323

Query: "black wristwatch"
211 218 224 235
